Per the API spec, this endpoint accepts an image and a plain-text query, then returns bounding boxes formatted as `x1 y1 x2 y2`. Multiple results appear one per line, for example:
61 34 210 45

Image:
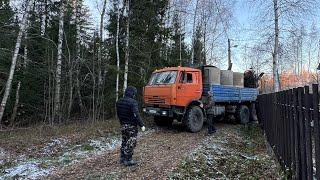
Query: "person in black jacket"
116 86 145 166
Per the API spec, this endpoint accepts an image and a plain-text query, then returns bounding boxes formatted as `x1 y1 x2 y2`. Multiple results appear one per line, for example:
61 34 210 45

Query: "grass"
0 115 154 158
168 123 284 179
0 119 121 158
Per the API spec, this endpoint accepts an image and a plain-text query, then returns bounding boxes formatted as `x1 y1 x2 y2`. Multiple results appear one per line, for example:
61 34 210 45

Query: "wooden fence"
257 84 320 180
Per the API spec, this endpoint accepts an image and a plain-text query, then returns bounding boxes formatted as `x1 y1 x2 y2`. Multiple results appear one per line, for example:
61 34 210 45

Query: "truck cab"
143 67 204 131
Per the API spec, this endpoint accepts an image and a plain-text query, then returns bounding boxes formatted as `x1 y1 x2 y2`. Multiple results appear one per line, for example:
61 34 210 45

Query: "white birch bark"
0 0 33 124
98 0 107 86
190 0 199 65
54 0 65 122
116 2 122 101
123 0 130 94
273 0 281 92
74 0 85 115
10 82 21 126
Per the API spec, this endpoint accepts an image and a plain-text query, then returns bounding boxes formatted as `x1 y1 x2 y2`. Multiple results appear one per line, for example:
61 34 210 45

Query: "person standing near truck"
116 86 146 166
204 91 216 135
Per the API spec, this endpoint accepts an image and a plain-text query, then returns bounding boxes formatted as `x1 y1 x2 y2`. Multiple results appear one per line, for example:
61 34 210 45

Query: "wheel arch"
182 99 205 120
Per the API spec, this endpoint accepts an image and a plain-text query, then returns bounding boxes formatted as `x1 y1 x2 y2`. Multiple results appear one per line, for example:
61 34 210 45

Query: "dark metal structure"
257 84 320 180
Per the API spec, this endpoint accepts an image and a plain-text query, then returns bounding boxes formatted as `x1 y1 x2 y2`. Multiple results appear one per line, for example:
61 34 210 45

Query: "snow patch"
1 136 121 179
1 128 156 179
1 161 53 180
41 138 69 155
0 148 8 165
89 137 121 154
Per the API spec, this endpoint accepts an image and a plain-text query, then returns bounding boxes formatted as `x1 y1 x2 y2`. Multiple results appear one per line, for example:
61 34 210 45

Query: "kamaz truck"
143 66 258 132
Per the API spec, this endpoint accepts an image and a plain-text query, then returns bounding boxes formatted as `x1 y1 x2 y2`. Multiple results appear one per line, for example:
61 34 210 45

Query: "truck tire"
184 106 204 132
154 116 173 126
236 105 250 124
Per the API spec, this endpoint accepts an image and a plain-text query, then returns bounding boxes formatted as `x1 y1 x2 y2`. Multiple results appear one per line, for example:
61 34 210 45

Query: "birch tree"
98 0 107 85
272 0 281 91
190 0 199 64
74 0 85 117
116 1 123 101
251 0 316 92
0 0 33 125
54 0 65 122
123 0 130 93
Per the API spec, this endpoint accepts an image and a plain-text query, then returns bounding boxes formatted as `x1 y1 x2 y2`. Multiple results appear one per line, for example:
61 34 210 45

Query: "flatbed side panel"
208 84 258 102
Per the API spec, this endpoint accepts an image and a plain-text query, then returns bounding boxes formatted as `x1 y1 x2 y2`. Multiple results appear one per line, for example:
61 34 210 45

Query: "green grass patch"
169 124 284 179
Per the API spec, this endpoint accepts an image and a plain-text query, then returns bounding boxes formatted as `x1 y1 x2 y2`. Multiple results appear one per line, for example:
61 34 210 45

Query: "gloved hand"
141 126 146 132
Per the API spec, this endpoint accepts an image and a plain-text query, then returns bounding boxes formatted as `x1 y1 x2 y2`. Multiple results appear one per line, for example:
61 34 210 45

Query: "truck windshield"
148 71 177 85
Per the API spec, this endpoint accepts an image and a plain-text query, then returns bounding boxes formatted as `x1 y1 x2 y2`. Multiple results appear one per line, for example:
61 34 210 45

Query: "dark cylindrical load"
203 66 220 85
233 72 244 87
220 70 233 86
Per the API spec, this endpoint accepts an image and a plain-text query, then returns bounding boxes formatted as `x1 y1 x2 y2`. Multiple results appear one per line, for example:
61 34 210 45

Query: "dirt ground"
1 120 283 179
47 123 207 179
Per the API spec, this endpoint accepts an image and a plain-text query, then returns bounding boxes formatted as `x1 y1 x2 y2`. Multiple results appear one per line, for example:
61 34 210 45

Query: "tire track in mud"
47 123 215 179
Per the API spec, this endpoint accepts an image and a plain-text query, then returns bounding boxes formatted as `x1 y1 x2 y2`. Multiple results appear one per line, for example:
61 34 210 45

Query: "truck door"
176 71 202 106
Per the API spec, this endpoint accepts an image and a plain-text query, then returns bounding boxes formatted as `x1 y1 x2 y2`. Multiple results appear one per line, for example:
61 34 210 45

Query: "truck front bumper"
143 107 172 117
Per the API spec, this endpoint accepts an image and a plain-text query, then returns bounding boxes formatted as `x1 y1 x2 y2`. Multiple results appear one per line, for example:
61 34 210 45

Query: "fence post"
313 84 320 179
304 86 313 180
289 89 295 177
293 88 301 179
298 87 307 180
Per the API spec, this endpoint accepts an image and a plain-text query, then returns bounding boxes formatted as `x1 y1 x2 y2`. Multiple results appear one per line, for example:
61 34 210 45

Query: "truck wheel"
236 105 250 124
154 116 173 126
184 106 204 132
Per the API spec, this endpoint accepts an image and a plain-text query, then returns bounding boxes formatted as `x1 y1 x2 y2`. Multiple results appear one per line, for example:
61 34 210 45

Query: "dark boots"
119 151 125 164
123 154 138 166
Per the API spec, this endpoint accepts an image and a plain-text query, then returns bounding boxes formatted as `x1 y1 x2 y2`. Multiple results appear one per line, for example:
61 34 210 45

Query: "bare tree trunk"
65 28 73 120
272 0 281 92
92 52 96 122
0 0 33 125
41 0 48 36
10 82 21 127
13 31 29 126
116 2 121 102
123 0 130 94
74 0 85 116
98 0 107 86
203 20 207 65
190 0 199 64
179 33 182 65
95 0 107 121
54 0 65 123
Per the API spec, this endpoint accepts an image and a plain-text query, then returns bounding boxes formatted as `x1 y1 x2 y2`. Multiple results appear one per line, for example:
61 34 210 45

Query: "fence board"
304 86 313 180
313 84 320 179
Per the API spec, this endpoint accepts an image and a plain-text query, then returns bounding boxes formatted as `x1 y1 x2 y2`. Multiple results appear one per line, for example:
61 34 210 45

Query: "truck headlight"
143 108 146 112
162 111 167 115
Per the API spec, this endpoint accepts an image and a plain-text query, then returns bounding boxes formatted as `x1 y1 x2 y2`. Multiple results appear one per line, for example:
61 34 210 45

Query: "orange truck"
143 66 258 132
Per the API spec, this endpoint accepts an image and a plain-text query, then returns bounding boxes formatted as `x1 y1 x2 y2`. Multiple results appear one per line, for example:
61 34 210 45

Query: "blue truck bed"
203 84 258 103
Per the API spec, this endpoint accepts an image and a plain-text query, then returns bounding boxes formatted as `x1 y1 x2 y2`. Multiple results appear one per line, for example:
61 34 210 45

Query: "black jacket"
116 86 144 127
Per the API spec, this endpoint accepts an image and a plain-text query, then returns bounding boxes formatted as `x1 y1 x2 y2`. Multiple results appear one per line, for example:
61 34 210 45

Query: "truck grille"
145 96 166 105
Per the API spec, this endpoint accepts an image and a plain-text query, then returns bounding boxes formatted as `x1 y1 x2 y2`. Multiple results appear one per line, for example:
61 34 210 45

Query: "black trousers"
207 114 216 134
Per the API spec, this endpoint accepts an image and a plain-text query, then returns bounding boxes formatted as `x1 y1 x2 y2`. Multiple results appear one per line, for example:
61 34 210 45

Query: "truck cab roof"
154 66 201 72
